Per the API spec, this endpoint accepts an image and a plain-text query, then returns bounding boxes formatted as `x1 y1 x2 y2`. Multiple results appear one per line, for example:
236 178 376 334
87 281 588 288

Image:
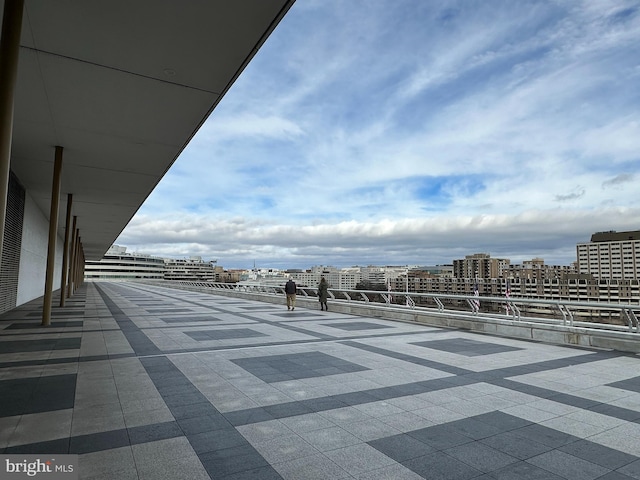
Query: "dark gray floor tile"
127 421 183 444
407 424 474 450
472 411 533 433
510 423 580 448
491 461 565 480
199 444 268 477
402 451 482 480
224 408 275 427
178 414 232 435
189 429 249 454
185 328 267 341
607 377 640 394
69 429 130 454
0 374 76 417
232 351 368 383
547 392 601 409
0 338 81 353
526 450 610 480
162 391 208 408
336 391 380 405
595 471 638 480
263 402 314 418
447 417 504 440
445 441 519 473
588 403 640 422
369 433 435 462
325 322 390 331
169 401 216 420
221 465 283 480
618 459 640 479
412 338 522 356
479 431 553 460
559 439 638 470
3 438 70 454
302 396 349 412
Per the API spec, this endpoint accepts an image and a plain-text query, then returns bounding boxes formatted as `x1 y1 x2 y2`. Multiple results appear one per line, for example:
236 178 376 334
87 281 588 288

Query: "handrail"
139 280 640 334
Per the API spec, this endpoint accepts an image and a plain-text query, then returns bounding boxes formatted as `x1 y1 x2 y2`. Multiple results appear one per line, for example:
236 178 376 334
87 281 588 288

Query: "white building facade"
577 230 640 280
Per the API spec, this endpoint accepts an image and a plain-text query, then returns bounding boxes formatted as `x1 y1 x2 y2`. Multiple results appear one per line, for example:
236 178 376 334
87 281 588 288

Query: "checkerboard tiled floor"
3 281 640 479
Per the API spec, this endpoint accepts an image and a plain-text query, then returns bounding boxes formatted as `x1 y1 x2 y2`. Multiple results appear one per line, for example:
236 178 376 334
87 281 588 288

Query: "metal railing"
144 280 640 334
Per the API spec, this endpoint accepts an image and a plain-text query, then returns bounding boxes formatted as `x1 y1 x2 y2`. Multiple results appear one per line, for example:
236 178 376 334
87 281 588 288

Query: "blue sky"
117 0 640 269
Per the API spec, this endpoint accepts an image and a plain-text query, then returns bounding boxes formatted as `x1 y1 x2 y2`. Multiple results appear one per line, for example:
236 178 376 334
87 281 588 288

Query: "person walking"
318 276 329 311
285 278 297 310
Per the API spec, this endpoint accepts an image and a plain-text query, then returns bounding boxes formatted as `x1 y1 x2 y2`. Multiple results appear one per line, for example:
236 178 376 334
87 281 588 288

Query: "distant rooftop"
590 230 640 242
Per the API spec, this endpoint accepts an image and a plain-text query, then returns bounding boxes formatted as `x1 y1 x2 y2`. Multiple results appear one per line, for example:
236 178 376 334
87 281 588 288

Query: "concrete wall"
17 193 64 306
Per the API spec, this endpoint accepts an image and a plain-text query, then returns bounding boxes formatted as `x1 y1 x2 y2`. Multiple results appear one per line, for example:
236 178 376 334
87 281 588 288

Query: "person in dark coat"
318 276 329 311
285 279 297 310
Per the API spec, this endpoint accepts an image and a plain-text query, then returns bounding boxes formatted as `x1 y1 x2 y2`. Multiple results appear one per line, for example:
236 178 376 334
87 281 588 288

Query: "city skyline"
115 1 640 270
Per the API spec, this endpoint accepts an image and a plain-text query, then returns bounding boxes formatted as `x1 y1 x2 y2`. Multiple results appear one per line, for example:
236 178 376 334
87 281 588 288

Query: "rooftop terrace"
2 281 640 479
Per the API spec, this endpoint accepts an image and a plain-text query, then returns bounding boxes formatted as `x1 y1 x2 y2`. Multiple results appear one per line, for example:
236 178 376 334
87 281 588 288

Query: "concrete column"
67 216 77 298
59 194 72 307
42 146 64 326
0 0 25 264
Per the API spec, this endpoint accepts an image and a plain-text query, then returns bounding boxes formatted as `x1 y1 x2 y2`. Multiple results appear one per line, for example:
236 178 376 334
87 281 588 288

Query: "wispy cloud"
118 0 640 269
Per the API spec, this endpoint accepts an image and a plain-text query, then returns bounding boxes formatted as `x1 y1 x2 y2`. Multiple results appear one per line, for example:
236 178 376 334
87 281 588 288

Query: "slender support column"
42 146 64 326
78 243 85 287
59 194 72 307
66 216 77 298
74 237 81 292
0 0 25 263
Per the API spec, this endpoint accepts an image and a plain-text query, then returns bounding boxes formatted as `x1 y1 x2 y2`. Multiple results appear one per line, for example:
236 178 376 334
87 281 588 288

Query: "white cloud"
117 0 640 269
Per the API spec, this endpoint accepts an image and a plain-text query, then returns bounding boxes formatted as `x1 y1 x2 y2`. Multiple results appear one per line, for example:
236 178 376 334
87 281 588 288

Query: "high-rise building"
453 253 510 279
577 230 640 280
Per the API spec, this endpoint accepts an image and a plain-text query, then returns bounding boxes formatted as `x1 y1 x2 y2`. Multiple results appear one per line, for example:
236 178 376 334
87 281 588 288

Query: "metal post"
0 0 25 264
42 146 64 326
59 194 72 307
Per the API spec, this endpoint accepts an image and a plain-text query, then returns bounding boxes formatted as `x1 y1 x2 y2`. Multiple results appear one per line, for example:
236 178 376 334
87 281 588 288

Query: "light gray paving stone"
253 434 320 464
341 418 402 442
132 437 209 480
412 405 465 424
79 446 138 480
278 413 337 433
378 411 435 432
500 405 561 423
8 409 73 447
324 443 397 476
352 463 426 480
274 453 352 480
298 426 362 452
353 400 405 417
237 419 295 443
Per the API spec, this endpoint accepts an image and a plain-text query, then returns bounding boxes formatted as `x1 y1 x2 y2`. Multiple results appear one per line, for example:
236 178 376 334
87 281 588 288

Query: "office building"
85 245 165 281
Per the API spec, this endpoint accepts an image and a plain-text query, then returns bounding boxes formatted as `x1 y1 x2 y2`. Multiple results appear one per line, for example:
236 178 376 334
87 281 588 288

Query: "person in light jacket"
318 276 329 311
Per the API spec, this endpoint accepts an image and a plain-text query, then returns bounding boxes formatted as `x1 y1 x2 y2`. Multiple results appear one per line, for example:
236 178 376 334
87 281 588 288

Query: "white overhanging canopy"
4 0 295 260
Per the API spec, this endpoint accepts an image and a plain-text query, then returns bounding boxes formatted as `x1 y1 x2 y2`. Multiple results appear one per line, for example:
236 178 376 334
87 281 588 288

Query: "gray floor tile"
526 449 610 480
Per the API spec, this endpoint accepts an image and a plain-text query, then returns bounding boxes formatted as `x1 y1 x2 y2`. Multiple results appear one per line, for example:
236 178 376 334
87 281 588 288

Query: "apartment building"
163 257 218 282
577 230 640 280
453 253 510 279
503 258 577 281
